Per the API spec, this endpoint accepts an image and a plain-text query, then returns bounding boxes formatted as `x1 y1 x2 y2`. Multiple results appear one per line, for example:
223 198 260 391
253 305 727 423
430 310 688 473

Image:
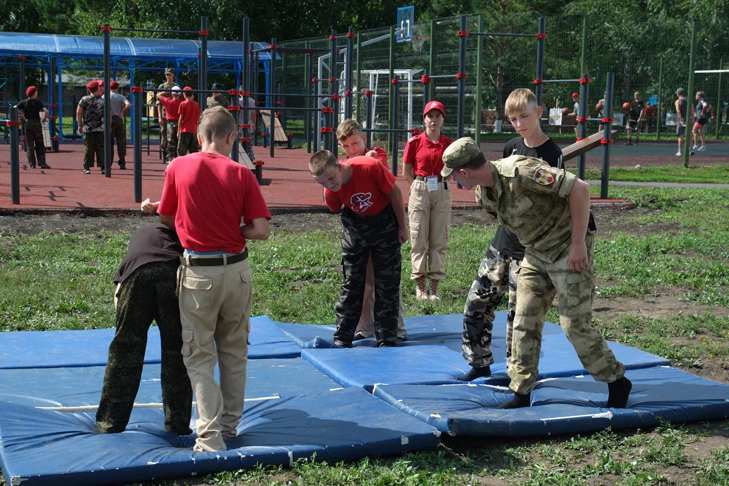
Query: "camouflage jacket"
478 154 579 263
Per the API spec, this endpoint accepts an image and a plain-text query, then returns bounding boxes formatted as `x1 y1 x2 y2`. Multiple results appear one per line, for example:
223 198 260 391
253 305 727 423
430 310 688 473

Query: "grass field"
1 186 729 484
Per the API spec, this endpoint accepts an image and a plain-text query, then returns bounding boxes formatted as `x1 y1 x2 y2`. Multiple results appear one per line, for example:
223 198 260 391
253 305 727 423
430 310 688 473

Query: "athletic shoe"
691 144 698 151
83 169 91 174
415 287 429 301
428 293 441 302
675 151 682 156
697 145 706 152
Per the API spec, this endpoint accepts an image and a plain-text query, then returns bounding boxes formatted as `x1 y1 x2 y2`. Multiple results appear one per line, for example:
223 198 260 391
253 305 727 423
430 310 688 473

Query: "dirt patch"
592 294 729 322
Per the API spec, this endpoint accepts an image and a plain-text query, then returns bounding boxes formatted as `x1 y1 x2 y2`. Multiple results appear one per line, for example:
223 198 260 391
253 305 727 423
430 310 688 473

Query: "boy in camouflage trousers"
96 219 192 434
442 137 632 409
309 149 408 348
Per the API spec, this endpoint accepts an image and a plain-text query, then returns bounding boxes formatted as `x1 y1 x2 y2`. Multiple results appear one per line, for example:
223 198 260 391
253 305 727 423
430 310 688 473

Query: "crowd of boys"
95 85 640 454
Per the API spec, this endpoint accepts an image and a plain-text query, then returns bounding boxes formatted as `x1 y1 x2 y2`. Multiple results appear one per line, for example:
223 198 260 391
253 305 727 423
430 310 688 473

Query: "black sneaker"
458 365 491 381
377 339 400 347
119 163 126 170
83 169 91 174
40 164 50 169
607 377 632 408
333 339 352 348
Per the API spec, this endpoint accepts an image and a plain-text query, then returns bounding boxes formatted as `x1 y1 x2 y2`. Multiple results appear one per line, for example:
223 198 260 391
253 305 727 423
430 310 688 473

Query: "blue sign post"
396 6 415 43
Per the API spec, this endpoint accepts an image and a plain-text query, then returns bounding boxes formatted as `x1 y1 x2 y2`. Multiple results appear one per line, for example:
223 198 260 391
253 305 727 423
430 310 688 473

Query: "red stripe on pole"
455 72 466 80
532 79 543 85
100 24 112 33
579 76 591 85
535 32 546 40
457 30 469 38
600 117 612 124
130 86 143 93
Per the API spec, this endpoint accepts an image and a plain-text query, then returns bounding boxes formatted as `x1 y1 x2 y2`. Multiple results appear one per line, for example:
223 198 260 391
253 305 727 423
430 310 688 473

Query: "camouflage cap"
440 137 482 178
165 67 174 74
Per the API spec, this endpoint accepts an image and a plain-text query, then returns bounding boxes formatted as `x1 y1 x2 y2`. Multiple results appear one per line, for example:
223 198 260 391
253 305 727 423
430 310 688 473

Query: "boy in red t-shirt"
308 149 407 347
177 86 200 156
336 119 407 342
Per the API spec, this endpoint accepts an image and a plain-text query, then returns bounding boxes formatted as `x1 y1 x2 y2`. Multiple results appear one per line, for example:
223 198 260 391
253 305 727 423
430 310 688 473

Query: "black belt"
414 175 448 189
184 249 247 266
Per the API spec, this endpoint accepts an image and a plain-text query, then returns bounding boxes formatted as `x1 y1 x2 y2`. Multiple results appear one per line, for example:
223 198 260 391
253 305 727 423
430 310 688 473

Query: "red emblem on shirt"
350 192 373 213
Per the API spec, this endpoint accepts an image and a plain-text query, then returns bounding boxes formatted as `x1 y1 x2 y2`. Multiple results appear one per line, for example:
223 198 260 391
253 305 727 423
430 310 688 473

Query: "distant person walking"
674 88 687 156
16 85 50 169
692 90 709 153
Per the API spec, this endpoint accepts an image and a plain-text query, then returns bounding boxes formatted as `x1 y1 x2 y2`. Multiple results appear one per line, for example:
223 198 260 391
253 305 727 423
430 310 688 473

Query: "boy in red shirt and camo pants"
308 149 408 347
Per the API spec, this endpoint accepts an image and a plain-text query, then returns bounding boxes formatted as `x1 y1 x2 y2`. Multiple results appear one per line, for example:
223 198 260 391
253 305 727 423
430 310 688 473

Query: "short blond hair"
505 88 538 117
198 106 236 142
309 150 339 177
336 119 363 142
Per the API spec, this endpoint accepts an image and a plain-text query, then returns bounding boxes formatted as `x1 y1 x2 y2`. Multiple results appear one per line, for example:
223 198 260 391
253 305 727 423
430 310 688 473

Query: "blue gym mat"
0 357 342 408
0 387 440 486
0 316 300 369
371 366 729 437
0 312 725 485
299 314 669 389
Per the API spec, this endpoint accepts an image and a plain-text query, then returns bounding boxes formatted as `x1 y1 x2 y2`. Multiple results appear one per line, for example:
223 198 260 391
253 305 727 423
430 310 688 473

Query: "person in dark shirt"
626 91 645 145
77 80 106 174
96 220 193 435
459 88 564 381
16 86 50 169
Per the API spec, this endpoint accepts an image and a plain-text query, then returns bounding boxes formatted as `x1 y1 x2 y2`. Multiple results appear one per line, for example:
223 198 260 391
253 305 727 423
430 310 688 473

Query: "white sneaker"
428 293 441 302
698 145 706 152
691 144 698 151
675 151 681 156
415 287 429 301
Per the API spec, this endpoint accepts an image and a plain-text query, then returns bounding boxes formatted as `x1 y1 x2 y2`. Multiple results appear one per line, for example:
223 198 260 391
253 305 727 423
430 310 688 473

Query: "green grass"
582 165 729 184
2 186 729 484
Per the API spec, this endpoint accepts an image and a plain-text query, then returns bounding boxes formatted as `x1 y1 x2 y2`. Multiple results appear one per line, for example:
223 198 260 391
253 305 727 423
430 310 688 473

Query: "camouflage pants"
508 234 625 394
177 132 199 156
111 115 126 165
96 261 193 434
165 122 178 163
335 206 401 345
24 120 46 168
461 245 520 368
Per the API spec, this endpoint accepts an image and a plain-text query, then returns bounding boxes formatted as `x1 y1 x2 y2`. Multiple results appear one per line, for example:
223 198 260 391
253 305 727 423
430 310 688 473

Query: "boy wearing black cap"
441 137 632 410
16 85 49 169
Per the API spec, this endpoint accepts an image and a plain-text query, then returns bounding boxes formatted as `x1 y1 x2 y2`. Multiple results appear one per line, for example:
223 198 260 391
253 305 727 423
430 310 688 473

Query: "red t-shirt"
158 151 271 253
369 146 388 166
159 95 182 121
324 156 396 216
403 131 453 177
178 99 200 134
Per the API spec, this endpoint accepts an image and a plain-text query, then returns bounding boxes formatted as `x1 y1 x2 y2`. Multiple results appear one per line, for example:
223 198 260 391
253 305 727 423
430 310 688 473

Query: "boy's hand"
398 224 409 244
567 240 588 272
365 149 377 158
141 198 160 214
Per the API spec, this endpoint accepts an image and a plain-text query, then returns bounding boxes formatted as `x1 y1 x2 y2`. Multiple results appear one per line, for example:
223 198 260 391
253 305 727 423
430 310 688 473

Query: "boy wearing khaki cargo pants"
158 106 271 452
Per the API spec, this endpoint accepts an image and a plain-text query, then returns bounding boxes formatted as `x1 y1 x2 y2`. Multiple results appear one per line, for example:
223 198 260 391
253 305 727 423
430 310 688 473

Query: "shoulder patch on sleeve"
533 167 558 186
407 135 419 143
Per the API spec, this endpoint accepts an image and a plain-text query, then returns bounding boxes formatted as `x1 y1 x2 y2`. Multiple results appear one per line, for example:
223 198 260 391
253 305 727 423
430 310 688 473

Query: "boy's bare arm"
388 186 408 243
404 164 415 184
567 179 590 272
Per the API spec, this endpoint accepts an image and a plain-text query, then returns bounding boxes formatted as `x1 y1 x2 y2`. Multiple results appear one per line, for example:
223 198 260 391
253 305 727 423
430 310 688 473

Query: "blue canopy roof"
0 31 271 62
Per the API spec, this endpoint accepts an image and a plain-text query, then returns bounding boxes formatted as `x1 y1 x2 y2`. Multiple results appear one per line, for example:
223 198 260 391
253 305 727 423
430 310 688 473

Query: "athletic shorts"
676 124 685 136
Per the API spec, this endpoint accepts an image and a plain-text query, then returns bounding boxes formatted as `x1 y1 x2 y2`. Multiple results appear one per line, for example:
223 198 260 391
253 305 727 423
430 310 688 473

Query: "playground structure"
2 10 727 205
